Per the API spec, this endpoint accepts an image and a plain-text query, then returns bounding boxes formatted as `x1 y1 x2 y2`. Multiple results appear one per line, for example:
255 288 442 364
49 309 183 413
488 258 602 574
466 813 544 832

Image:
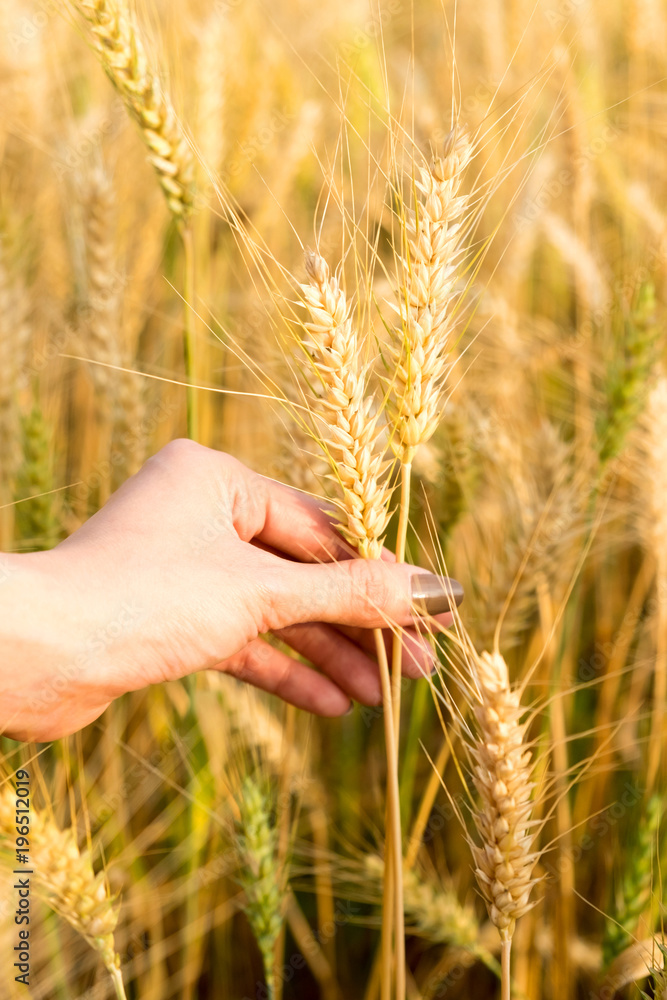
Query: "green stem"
374 628 405 1000
399 678 430 831
180 222 198 440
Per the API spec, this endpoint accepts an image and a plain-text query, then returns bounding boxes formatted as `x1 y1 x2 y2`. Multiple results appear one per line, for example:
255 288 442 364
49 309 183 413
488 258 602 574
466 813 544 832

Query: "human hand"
0 440 462 741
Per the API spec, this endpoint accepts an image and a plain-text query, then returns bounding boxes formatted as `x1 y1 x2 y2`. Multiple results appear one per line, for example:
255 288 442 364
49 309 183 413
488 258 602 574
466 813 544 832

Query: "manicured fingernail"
344 702 355 716
411 574 464 615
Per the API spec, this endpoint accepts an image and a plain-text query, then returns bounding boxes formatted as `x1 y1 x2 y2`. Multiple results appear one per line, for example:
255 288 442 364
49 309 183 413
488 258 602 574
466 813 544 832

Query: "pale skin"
0 440 453 743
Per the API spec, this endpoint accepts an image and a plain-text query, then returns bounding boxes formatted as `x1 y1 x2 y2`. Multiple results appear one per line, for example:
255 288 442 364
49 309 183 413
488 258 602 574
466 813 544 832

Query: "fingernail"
411 574 464 615
344 702 355 716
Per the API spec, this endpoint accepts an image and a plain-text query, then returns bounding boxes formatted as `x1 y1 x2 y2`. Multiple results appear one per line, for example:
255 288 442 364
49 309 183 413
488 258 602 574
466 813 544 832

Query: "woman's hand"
0 440 461 742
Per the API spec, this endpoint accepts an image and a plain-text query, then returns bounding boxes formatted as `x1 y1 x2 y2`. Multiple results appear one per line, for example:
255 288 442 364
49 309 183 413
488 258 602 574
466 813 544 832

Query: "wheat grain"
300 250 392 559
388 129 472 462
0 784 126 998
75 0 194 220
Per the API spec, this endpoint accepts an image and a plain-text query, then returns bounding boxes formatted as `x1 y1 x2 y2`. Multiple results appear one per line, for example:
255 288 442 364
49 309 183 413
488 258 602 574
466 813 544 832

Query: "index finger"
256 474 397 566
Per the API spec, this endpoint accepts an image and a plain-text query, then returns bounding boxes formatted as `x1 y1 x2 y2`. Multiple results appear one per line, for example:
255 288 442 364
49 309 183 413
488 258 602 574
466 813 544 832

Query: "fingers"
261 556 461 632
274 623 383 705
324 622 438 679
256 476 358 563
255 475 400 566
217 638 351 717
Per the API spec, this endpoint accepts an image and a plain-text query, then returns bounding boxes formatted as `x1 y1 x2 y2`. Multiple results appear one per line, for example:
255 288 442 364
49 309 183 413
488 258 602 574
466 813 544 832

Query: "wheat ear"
74 0 198 434
299 250 403 1000
388 129 472 463
602 794 662 966
235 777 284 1000
16 398 60 551
300 250 392 559
0 785 126 999
0 245 32 546
384 132 472 820
75 0 194 221
468 651 540 1000
81 164 122 411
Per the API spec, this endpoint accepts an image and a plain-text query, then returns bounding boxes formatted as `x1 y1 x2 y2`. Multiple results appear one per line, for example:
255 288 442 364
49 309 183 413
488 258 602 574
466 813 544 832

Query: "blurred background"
2 0 667 997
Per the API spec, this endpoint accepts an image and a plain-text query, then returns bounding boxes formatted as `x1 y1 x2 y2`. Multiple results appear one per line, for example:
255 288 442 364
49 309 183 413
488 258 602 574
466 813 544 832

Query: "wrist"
0 546 130 741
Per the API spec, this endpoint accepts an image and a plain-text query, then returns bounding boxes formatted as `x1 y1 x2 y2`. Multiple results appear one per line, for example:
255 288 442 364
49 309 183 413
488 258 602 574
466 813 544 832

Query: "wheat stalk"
382 131 473 857
637 374 667 790
73 0 199 435
0 784 126 999
75 0 194 221
299 249 403 999
468 651 540 1000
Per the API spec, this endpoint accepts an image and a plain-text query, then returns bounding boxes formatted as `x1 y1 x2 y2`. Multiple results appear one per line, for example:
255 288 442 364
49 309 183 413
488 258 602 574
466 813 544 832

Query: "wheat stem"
391 462 413 738
501 937 512 1000
180 223 198 439
374 628 405 1000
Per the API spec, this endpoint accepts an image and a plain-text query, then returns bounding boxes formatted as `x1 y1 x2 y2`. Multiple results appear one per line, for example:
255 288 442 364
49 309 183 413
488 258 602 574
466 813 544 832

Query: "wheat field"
1 0 667 997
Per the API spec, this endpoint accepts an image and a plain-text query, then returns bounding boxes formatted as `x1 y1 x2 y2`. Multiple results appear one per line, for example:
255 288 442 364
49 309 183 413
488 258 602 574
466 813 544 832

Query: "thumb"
262 557 463 631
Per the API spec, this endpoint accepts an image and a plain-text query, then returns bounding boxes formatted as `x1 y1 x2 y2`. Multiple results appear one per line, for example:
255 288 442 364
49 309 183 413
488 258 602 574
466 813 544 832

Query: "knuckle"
159 437 206 467
348 559 392 618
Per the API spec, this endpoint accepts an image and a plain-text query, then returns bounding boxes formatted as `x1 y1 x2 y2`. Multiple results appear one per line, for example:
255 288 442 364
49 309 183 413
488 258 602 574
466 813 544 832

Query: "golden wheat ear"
299 249 393 559
0 784 127 999
465 651 540 999
74 0 194 221
386 128 472 463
